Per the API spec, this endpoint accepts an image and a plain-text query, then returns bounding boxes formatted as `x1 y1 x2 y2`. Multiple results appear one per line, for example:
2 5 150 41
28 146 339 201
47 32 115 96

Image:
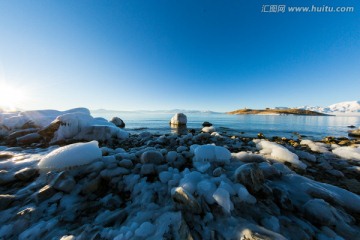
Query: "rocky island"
227 108 331 116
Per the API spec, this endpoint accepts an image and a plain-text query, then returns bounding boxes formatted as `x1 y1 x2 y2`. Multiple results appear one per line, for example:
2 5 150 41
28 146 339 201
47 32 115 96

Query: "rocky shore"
0 109 360 240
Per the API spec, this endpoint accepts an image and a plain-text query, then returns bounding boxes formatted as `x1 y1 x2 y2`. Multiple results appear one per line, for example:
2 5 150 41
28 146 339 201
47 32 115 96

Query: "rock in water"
202 121 213 127
170 113 187 126
348 128 360 137
110 117 125 128
38 140 102 170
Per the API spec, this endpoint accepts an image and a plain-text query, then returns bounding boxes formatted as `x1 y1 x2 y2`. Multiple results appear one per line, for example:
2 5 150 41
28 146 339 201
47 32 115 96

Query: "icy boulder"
44 112 129 143
38 140 102 170
300 140 329 153
332 146 360 160
170 113 187 126
192 145 231 172
255 139 307 169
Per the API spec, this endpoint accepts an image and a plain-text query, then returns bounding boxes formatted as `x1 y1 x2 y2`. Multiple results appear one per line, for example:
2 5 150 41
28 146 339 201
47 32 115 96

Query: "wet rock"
348 128 360 137
141 150 164 164
14 167 38 181
170 113 187 126
0 194 16 210
234 163 265 194
202 121 213 127
110 117 125 128
171 186 201 214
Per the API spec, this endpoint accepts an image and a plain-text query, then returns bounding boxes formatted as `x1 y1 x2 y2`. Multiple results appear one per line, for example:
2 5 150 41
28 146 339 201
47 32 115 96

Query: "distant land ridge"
227 108 331 116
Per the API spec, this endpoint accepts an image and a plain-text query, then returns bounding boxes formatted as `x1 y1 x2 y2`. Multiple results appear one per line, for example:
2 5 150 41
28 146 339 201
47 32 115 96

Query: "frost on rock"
50 112 129 143
192 145 231 172
332 146 360 160
300 140 329 153
38 140 101 170
255 139 307 169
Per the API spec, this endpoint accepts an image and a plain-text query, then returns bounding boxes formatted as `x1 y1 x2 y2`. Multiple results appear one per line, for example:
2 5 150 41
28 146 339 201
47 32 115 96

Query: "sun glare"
0 82 26 111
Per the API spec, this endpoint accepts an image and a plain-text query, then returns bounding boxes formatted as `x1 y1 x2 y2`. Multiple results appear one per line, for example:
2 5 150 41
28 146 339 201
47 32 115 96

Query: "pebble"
118 159 133 169
140 164 155 175
140 150 164 164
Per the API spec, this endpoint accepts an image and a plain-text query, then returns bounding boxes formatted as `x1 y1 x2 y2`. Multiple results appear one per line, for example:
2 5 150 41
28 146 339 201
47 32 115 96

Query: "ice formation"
38 140 102 170
332 146 360 160
255 139 307 169
300 140 329 153
192 145 231 172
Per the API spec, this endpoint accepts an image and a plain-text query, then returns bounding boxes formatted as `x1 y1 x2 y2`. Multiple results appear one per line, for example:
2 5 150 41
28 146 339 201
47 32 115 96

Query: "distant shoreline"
227 108 332 116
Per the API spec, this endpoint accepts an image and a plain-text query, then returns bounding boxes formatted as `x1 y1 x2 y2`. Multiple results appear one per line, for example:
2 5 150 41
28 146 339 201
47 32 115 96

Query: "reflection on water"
92 111 360 140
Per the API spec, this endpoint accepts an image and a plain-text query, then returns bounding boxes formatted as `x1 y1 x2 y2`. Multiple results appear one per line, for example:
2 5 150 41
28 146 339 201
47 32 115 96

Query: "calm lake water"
92 111 360 140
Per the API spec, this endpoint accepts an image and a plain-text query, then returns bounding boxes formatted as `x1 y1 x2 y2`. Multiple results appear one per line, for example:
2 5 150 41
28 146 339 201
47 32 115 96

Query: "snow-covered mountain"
298 101 360 114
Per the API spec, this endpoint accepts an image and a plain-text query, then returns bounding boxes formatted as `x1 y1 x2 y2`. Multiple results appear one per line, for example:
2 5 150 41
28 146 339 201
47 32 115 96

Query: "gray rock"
0 194 15 210
171 186 201 214
118 159 133 169
14 167 38 181
110 117 125 128
36 185 56 202
51 172 76 193
166 151 178 163
16 133 42 145
81 177 101 194
202 121 213 127
140 164 156 175
234 163 265 194
100 167 130 179
141 150 164 164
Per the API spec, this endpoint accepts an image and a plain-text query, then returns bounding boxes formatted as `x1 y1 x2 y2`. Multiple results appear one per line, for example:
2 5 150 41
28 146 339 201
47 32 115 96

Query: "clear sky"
0 0 359 111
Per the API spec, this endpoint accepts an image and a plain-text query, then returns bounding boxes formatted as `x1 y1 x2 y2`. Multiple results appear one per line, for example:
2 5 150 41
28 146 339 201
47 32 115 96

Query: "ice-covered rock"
192 145 231 172
332 146 360 160
38 141 102 170
213 187 232 213
300 140 329 153
169 113 187 126
255 139 307 169
202 126 216 133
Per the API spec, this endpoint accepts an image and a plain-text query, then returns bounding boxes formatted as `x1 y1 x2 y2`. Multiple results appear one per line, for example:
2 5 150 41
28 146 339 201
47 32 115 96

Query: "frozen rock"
213 187 232 213
197 180 217 204
38 141 101 170
332 146 360 160
202 126 216 133
234 163 264 194
141 150 164 164
51 172 76 193
118 159 133 169
140 164 156 175
171 186 201 214
193 145 231 172
256 139 307 169
14 167 38 181
135 222 156 238
300 140 329 153
170 113 187 126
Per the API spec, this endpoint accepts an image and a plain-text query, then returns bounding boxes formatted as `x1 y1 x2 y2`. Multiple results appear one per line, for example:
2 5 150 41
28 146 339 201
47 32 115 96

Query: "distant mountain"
91 109 223 114
298 101 360 114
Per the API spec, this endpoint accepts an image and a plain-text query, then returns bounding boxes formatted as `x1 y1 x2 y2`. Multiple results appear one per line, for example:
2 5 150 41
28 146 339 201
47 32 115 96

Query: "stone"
0 194 15 210
14 167 38 181
16 133 42 145
110 117 125 128
36 185 56 202
141 150 164 164
118 159 133 169
140 164 155 175
348 128 360 137
171 186 201 214
51 172 76 193
234 163 265 194
202 121 213 127
202 126 216 133
170 113 187 126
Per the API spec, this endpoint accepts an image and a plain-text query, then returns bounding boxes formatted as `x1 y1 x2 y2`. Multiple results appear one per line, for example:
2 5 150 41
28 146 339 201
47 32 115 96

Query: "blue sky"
0 0 359 111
